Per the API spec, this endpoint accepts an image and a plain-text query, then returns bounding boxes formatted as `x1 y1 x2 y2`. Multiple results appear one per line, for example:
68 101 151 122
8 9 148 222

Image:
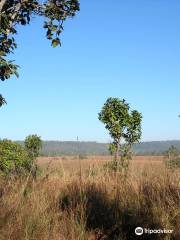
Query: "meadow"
0 155 179 240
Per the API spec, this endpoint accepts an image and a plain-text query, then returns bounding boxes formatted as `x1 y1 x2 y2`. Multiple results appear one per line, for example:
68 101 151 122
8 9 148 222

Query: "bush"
0 139 33 177
165 158 180 169
164 145 180 169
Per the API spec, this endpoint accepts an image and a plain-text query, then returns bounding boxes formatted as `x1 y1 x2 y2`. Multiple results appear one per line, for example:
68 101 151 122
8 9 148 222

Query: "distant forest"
17 140 180 156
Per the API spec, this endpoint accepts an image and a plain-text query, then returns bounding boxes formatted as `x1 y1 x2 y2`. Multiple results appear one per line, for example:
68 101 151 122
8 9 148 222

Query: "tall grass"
0 159 179 240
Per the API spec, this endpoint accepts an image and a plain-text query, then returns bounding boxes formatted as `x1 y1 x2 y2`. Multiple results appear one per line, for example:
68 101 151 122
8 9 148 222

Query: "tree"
24 134 42 178
24 134 42 159
0 0 80 106
98 97 142 172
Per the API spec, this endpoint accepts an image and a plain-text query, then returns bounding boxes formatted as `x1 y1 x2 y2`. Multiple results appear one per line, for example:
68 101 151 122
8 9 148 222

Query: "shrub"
165 158 180 169
164 145 180 169
0 139 32 176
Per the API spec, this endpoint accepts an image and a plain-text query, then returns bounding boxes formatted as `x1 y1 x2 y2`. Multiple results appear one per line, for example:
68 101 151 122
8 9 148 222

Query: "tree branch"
0 0 7 12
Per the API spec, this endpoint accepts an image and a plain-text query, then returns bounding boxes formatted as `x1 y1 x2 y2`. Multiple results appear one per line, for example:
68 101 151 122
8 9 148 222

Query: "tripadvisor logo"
135 227 173 236
135 227 143 236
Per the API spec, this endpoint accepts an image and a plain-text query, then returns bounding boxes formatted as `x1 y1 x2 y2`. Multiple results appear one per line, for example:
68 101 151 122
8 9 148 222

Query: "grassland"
0 156 180 240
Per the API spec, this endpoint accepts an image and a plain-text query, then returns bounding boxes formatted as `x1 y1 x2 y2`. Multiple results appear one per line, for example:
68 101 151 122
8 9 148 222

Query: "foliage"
0 139 32 176
165 145 179 159
108 142 117 156
0 94 6 106
0 0 80 105
99 97 142 172
165 145 180 169
103 159 119 172
24 134 42 159
119 144 133 175
166 158 180 169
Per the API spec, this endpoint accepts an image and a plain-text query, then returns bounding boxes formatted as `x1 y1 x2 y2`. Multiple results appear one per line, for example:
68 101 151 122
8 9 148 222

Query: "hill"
35 140 180 156
134 140 180 155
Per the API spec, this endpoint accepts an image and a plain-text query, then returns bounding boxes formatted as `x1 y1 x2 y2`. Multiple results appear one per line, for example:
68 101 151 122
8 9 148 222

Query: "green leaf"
51 38 61 48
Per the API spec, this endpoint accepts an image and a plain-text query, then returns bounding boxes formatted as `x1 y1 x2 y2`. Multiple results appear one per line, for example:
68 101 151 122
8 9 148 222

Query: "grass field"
0 155 180 240
37 155 164 174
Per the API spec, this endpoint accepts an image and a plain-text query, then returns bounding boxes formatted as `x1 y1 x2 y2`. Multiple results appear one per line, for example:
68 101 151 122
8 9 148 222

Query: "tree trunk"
114 137 120 162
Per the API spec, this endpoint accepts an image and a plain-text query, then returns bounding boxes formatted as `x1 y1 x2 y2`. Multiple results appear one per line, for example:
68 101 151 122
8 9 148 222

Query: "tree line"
14 140 180 156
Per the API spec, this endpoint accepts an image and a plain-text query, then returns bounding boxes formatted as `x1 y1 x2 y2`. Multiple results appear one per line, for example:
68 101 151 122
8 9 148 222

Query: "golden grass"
0 156 179 240
37 155 163 176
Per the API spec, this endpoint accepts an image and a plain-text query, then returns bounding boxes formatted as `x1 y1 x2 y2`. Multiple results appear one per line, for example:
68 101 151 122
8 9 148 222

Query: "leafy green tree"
24 134 42 159
98 98 142 172
24 134 42 178
0 139 32 176
0 0 80 106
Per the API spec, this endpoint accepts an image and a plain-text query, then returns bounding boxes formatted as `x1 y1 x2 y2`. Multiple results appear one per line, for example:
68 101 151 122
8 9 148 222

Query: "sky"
1 0 180 142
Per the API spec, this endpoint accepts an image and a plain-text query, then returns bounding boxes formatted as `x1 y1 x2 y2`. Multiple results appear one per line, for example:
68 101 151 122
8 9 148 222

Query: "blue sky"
1 0 180 142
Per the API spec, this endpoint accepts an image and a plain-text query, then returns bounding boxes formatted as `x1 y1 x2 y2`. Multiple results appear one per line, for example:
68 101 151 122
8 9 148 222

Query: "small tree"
25 134 42 159
98 98 142 173
24 134 42 178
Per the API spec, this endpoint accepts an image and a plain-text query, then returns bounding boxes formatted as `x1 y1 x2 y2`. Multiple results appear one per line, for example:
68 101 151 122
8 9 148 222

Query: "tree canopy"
0 0 80 105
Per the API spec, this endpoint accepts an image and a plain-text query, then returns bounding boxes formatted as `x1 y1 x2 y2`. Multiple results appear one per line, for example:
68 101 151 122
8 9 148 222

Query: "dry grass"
37 155 164 176
0 156 179 240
